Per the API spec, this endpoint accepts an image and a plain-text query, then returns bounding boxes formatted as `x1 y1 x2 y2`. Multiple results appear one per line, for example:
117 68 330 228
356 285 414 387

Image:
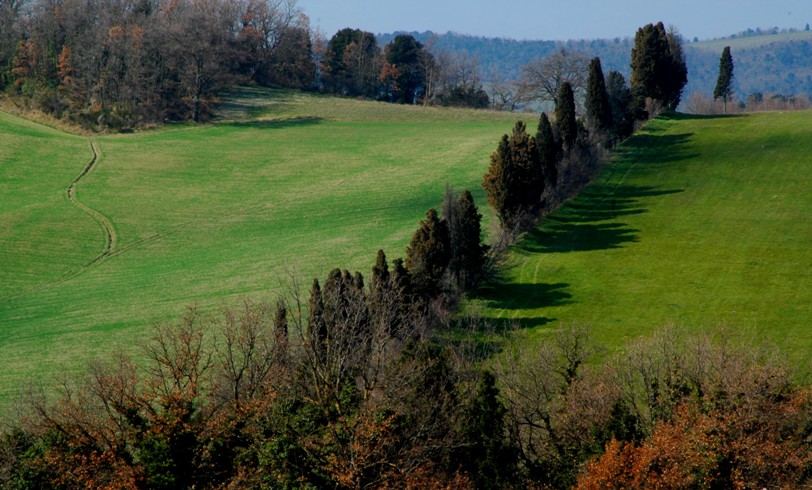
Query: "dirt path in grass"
0 141 118 305
67 140 118 265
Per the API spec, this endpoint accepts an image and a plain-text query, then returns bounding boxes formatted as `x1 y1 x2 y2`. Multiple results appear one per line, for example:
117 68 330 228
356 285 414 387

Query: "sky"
297 0 812 41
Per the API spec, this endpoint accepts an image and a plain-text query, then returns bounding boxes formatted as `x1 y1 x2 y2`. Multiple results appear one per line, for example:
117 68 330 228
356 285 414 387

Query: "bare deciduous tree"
517 49 590 108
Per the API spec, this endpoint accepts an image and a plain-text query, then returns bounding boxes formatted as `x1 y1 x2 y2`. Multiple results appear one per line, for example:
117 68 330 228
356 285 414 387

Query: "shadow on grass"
615 132 698 165
213 87 301 121
478 282 572 311
472 116 695 336
521 222 639 253
662 112 745 121
443 313 558 360
520 184 683 253
224 116 323 129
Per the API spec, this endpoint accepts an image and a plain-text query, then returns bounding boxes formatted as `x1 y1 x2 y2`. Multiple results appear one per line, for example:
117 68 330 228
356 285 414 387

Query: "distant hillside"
686 32 812 100
380 30 812 106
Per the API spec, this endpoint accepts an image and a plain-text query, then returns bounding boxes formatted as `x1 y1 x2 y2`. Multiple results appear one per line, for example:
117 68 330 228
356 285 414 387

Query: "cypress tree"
274 299 288 340
509 121 543 208
482 121 544 230
322 269 346 336
585 57 612 133
556 82 577 150
308 278 326 346
606 70 634 139
459 370 517 489
536 112 559 191
405 208 451 298
483 121 543 230
630 22 688 111
370 249 390 294
713 46 734 113
482 134 514 229
447 190 488 291
663 25 689 110
390 257 413 304
353 271 364 291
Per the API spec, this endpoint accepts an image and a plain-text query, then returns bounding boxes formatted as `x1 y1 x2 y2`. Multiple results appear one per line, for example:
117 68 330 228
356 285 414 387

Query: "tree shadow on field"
213 88 300 121
470 282 570 334
478 282 572 311
615 132 698 166
224 116 323 129
444 314 556 361
663 112 745 121
471 121 693 339
521 184 683 254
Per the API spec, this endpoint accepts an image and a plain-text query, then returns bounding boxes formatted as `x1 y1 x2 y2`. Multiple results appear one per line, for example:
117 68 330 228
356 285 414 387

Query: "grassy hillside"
692 30 812 52
476 111 812 364
2 88 811 410
0 88 517 405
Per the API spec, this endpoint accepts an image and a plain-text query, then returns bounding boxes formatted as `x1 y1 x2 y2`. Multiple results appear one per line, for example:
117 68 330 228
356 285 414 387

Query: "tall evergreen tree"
713 46 734 113
606 70 634 140
274 299 288 341
482 121 542 230
405 208 451 298
385 34 429 104
536 112 559 191
556 82 578 150
663 25 689 109
370 249 390 293
630 22 688 111
308 278 326 347
445 189 488 291
585 57 612 133
459 370 517 489
390 257 414 306
482 134 513 229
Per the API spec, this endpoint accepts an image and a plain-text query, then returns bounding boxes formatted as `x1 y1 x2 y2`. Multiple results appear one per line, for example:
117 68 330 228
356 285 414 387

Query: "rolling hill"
0 88 517 406
1 88 810 412
476 111 812 364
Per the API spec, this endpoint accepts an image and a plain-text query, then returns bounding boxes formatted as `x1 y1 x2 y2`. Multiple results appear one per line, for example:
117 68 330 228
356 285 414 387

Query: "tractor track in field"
0 141 118 304
1 139 346 305
66 141 118 266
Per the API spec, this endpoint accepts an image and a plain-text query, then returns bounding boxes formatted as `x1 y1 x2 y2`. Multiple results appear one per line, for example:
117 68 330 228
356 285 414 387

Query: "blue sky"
298 0 812 41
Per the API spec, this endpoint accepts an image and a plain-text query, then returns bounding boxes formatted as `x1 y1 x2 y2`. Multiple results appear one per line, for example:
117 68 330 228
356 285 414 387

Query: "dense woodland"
1 0 810 129
0 0 316 127
1 3 811 487
0 0 490 129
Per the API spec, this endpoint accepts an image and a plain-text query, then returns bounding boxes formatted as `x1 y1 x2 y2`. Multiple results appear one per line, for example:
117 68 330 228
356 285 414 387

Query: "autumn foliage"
578 393 812 489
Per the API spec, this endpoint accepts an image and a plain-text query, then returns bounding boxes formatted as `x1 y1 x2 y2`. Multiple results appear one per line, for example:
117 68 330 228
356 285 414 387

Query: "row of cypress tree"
483 21 690 235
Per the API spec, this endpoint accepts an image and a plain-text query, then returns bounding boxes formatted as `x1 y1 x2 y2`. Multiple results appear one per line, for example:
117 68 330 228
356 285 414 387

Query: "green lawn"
475 112 812 364
0 88 517 406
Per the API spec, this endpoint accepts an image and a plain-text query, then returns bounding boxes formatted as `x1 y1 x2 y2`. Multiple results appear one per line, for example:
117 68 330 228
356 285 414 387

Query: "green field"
2 89 811 408
0 88 517 404
476 112 812 364
692 29 812 51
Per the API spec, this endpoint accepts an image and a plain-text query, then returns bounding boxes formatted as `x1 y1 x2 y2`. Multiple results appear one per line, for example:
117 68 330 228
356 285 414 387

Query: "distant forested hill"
380 30 812 105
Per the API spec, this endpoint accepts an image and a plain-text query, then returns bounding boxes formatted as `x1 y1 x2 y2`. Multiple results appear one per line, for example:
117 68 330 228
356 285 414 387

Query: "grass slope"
692 30 812 52
0 88 517 406
476 112 812 364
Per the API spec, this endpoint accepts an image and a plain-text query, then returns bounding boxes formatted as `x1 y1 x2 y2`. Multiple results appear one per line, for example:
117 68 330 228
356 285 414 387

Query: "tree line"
2 19 809 489
320 28 489 108
484 22 686 239
0 0 490 130
0 168 808 487
2 299 809 488
1 0 314 128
